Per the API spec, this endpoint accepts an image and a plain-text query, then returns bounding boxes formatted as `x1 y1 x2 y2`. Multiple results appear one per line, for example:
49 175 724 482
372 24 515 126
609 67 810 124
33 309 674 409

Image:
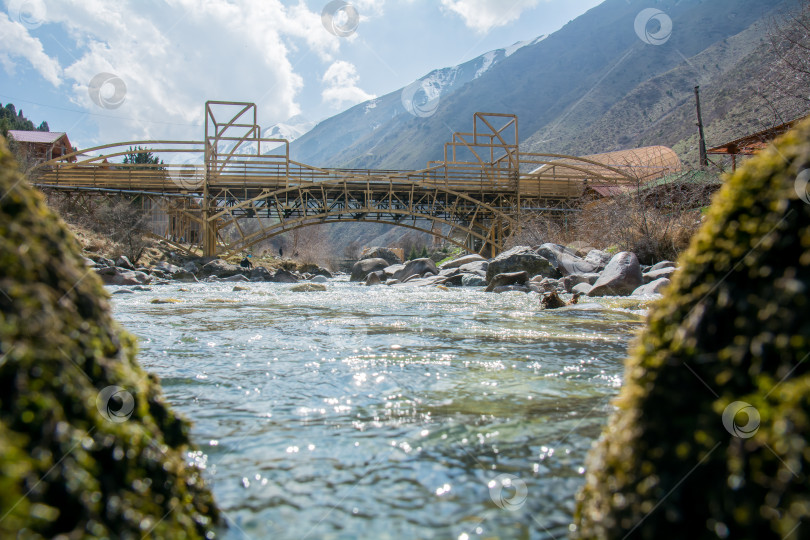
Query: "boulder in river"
154 261 183 275
642 266 676 283
393 258 438 282
461 274 487 287
350 258 389 282
200 259 244 278
536 243 600 276
270 268 299 283
0 139 218 537
486 246 558 283
587 252 643 297
574 118 810 538
632 277 671 296
584 249 612 272
439 253 486 270
115 255 136 270
360 246 403 266
562 273 600 292
485 271 529 292
649 260 676 271
96 267 152 286
365 271 383 286
249 266 274 282
291 283 327 292
572 282 593 295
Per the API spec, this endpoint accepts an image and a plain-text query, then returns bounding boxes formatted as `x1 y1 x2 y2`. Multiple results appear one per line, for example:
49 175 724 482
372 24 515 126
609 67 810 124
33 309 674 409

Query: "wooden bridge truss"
32 101 675 258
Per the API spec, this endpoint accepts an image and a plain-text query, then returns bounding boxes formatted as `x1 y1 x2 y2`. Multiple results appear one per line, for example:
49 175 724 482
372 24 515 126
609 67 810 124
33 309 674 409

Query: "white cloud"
440 0 542 33
321 60 375 109
0 0 362 145
0 12 61 85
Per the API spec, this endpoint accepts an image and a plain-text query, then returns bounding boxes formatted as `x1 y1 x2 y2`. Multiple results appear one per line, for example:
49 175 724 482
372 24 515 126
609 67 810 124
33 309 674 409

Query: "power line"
0 93 203 128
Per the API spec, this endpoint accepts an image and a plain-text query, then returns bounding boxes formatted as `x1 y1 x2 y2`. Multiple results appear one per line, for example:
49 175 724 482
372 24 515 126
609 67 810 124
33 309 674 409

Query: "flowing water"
110 280 651 539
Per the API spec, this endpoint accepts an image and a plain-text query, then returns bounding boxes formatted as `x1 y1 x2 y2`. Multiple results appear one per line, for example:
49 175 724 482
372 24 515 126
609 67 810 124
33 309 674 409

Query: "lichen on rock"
574 119 810 538
0 138 218 538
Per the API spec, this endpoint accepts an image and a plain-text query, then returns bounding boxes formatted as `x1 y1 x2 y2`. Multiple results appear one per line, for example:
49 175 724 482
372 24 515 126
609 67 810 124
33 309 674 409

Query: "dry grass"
508 184 709 263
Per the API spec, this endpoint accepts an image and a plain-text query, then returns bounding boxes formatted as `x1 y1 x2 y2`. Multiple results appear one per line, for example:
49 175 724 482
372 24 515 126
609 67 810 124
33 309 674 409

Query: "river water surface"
110 281 649 539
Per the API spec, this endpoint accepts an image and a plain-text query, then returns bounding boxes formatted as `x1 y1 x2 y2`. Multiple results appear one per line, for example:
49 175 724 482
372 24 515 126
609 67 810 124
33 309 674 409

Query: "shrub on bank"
573 121 810 536
0 138 219 538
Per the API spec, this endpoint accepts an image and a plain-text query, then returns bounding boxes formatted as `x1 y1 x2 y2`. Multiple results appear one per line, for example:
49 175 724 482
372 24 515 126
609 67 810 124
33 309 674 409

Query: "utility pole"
694 86 708 170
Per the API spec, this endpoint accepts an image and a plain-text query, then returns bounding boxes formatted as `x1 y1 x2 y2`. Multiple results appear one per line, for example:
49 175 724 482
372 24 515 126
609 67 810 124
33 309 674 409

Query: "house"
6 130 77 164
708 114 809 171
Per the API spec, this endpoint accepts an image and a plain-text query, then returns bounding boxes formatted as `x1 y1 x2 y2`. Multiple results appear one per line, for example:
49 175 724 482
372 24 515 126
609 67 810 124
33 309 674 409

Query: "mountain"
289 0 804 171
219 115 316 158
288 36 546 167
263 115 316 148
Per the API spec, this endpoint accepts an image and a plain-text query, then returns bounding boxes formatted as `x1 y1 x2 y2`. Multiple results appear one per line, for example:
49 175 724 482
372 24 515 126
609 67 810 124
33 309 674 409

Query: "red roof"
7 131 67 144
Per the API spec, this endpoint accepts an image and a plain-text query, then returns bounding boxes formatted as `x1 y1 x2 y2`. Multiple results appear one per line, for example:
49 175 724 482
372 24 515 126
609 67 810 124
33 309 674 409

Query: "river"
110 280 650 539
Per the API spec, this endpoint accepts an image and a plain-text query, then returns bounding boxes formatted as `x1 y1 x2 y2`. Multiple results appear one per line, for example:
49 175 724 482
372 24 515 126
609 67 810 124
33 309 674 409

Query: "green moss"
0 138 218 538
574 119 810 539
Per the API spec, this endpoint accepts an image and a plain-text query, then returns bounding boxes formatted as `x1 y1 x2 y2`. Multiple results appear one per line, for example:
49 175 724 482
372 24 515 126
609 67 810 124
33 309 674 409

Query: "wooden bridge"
33 101 681 257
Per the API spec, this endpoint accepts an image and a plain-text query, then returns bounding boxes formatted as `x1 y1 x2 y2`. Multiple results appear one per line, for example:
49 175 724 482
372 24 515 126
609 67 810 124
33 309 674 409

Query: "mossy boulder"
573 120 810 537
0 138 218 538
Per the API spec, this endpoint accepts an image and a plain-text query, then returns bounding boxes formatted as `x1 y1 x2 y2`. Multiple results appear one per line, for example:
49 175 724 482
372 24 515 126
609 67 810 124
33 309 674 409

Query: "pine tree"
420 246 428 258
122 146 164 170
37 121 49 132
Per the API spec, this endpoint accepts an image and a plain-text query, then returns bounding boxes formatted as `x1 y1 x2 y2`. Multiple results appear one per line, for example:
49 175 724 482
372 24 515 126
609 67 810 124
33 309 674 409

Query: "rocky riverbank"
87 254 334 287
352 245 677 297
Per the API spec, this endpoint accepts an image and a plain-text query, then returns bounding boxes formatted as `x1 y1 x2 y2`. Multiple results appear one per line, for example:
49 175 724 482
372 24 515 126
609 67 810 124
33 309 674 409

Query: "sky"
0 0 605 150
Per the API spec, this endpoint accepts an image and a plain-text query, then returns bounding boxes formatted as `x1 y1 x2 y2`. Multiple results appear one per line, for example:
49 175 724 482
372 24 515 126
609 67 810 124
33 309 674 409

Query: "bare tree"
94 199 150 263
757 1 810 122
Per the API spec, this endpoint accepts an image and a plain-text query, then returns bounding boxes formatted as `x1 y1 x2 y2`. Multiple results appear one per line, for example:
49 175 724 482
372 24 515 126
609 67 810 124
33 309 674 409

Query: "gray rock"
536 243 599 276
649 261 677 271
365 272 383 286
309 275 329 283
485 271 529 292
360 247 403 266
492 285 530 294
154 261 183 275
83 257 99 268
486 246 557 282
221 274 250 283
588 252 643 297
439 267 461 278
584 250 612 272
249 266 274 282
535 277 563 293
172 271 198 282
94 256 115 268
459 261 488 276
561 273 601 292
200 259 244 278
643 266 676 283
385 279 400 286
183 261 200 273
112 289 135 295
632 278 671 296
351 258 389 282
572 282 594 295
461 274 487 287
439 254 486 270
115 255 135 270
271 268 299 283
383 264 405 279
130 285 152 291
291 283 327 292
393 258 438 282
96 267 152 286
